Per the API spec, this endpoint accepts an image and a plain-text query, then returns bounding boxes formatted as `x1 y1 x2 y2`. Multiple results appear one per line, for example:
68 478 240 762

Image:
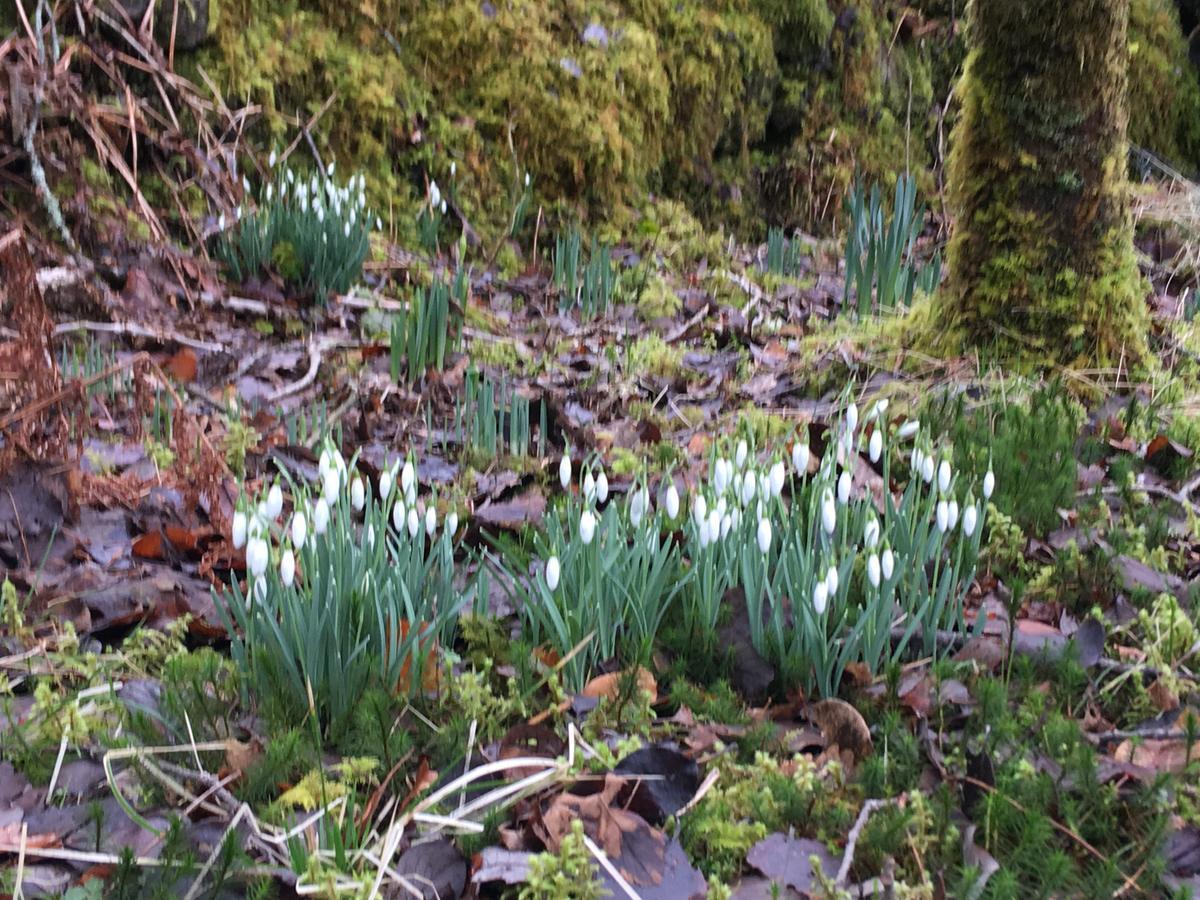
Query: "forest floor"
4 21 1200 900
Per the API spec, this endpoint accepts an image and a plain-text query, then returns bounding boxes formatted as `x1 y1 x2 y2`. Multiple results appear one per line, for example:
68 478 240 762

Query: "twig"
1086 726 1191 744
836 796 903 886
53 319 225 353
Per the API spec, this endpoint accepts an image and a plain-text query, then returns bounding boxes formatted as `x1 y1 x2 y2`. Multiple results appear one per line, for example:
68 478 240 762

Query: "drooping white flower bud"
425 505 437 536
938 459 952 493
266 484 284 520
407 508 420 538
446 512 459 536
713 459 729 495
867 553 881 588
740 471 756 506
579 510 596 545
963 504 978 538
665 484 680 520
546 556 561 591
869 429 883 464
813 581 828 616
947 499 959 531
583 470 596 504
720 514 732 539
708 510 721 544
314 498 330 535
837 470 852 505
559 452 572 490
351 476 365 512
922 455 935 484
692 494 707 527
629 488 646 527
983 469 995 500
231 511 247 549
898 419 920 440
757 517 772 554
936 499 949 533
401 459 416 496
792 442 810 476
864 516 880 549
392 500 405 533
290 512 307 550
280 549 295 587
882 547 895 581
596 470 609 504
246 537 269 579
735 439 748 470
322 466 340 502
846 402 859 435
379 469 394 503
769 461 786 498
822 489 837 535
825 565 839 596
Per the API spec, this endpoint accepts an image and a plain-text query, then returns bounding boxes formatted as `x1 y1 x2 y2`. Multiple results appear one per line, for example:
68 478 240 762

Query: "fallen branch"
836 796 904 887
53 319 225 353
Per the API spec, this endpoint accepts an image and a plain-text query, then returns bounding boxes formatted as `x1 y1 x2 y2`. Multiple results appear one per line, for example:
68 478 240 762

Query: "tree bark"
939 0 1147 368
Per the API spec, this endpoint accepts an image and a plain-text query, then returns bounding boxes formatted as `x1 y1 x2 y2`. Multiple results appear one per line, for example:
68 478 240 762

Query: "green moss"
607 446 641 477
469 335 524 372
626 333 684 379
635 270 681 320
1128 0 1200 169
737 404 792 446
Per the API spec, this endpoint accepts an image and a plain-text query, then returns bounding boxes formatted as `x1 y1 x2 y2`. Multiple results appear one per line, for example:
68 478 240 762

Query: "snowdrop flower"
217 213 226 232
716 496 727 519
317 206 325 224
720 514 732 539
376 216 383 231
698 518 712 549
837 470 852 505
583 470 596 504
882 547 895 581
365 523 376 548
757 516 772 554
867 553 881 588
936 499 949 533
983 469 995 500
579 510 596 545
322 465 340 502
314 498 330 536
545 556 561 591
898 419 920 440
446 511 459 536
401 459 416 497
708 510 721 544
921 455 935 484
826 565 839 596
559 452 572 490
665 484 680 520
290 511 307 550
450 161 456 179
379 468 394 502
231 511 247 549
821 489 837 535
327 160 336 177
740 471 756 506
266 182 274 203
246 537 269 579
280 549 295 587
947 499 960 531
769 461 786 498
392 500 405 533
344 221 351 238
351 476 365 512
596 470 609 504
692 494 708 527
731 507 741 531
268 149 277 168
429 180 441 209
425 506 437 536
629 488 647 527
407 508 420 538
846 402 859 436
525 171 531 187
266 484 284 520
241 175 251 194
713 459 730 495
963 503 978 538
792 442 810 476
869 429 883 463
735 439 748 470
864 515 880 549
813 581 828 616
253 577 268 603
938 459 952 493
912 446 923 473
870 398 889 419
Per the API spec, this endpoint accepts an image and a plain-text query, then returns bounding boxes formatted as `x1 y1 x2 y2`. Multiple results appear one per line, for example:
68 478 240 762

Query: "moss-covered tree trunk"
940 0 1147 367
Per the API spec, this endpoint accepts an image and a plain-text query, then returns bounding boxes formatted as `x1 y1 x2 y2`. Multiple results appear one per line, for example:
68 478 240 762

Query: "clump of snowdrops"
218 440 469 736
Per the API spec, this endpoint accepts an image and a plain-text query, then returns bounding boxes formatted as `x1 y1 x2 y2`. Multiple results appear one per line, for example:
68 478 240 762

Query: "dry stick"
836 796 903 887
53 319 225 353
960 775 1143 897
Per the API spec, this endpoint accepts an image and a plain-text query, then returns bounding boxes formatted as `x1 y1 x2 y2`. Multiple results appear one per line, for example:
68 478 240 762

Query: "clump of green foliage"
520 819 604 900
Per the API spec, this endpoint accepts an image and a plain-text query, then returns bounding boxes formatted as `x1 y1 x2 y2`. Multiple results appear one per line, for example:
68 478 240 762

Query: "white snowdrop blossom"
867 553 881 588
713 459 730 495
708 510 721 545
731 507 742 531
246 537 269 579
266 484 284 520
864 516 880 549
869 429 883 463
314 498 330 535
912 446 924 474
769 461 786 498
740 471 756 506
898 419 920 439
825 565 839 597
401 459 416 496
665 484 680 520
716 496 727 519
583 471 596 504
792 442 810 476
407 508 420 538
425 506 437 536
983 469 995 500
596 471 609 504
963 504 978 538
837 470 852 505
936 499 949 533
579 510 597 545
921 455 935 484
692 494 708 527
351 476 365 512
870 398 889 419
253 577 268 603
280 549 295 587
290 512 307 550
391 500 405 533
231 511 247 549
365 524 376 548
429 180 441 209
882 548 895 581
846 402 859 435
821 489 837 535
938 459 952 493
813 581 828 616
757 517 772 554
720 514 732 539
545 556 561 591
379 469 394 502
559 453 572 490
947 499 960 531
629 488 647 527
322 466 340 502
735 439 749 470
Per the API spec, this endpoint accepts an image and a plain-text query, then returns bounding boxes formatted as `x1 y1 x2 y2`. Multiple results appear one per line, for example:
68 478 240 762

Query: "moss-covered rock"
933 0 1149 369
